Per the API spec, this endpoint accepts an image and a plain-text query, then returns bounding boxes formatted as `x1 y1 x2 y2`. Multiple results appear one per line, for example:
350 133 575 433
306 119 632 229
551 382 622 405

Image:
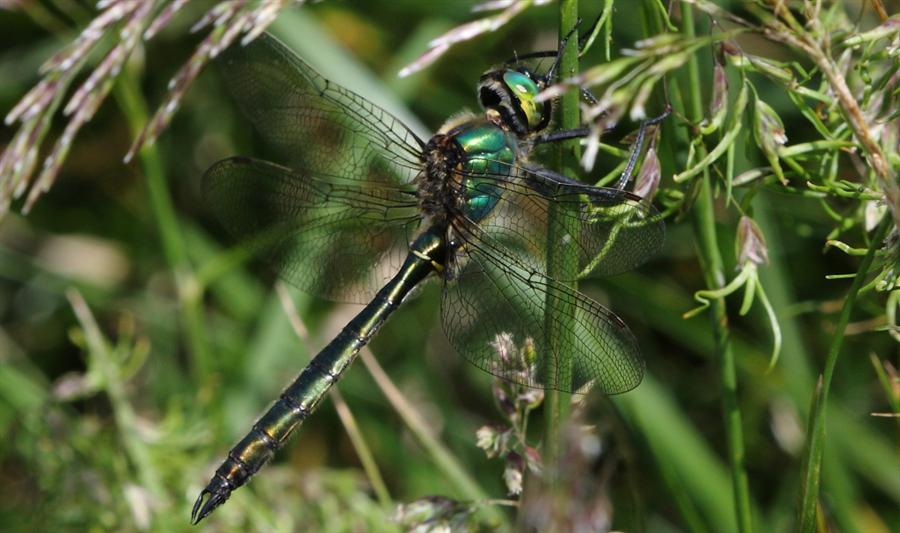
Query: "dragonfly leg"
614 106 671 190
532 127 591 146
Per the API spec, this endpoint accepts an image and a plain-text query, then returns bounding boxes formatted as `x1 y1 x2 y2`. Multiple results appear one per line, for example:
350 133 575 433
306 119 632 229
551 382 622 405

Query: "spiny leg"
531 107 670 191
614 107 670 190
532 127 591 146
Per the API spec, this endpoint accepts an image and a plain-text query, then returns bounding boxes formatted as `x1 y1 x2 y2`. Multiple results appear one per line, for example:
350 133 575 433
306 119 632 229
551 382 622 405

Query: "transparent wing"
468 162 665 280
204 157 420 303
218 32 426 186
440 218 644 394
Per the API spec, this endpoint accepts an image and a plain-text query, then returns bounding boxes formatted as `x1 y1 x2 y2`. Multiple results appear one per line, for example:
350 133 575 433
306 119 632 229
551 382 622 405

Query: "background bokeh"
1 1 898 531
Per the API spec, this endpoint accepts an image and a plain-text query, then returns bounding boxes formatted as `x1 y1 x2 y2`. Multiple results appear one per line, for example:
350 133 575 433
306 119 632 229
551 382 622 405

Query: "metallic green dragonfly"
192 33 664 523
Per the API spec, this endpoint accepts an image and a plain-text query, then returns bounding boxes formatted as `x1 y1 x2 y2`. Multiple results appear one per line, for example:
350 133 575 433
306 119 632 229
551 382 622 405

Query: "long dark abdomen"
192 228 445 523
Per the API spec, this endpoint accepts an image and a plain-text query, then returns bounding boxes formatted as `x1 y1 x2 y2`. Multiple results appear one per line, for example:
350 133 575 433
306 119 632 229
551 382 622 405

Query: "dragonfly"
192 32 664 523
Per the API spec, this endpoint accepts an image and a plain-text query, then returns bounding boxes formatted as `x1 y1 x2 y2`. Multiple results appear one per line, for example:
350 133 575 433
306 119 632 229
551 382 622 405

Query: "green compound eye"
503 70 539 97
502 70 544 130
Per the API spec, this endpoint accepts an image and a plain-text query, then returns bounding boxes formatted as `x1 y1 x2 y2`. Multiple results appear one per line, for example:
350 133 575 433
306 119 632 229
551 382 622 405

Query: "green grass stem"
113 68 212 383
67 290 167 525
680 5 754 532
798 216 891 532
542 0 580 471
358 346 505 526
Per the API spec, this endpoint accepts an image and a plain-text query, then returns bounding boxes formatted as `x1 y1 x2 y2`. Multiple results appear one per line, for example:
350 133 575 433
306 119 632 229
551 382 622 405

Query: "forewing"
464 163 665 279
441 220 644 394
218 32 425 187
204 157 420 303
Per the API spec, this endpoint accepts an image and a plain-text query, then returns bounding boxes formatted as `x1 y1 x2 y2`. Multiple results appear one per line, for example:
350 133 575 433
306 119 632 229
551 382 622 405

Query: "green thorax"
451 121 518 222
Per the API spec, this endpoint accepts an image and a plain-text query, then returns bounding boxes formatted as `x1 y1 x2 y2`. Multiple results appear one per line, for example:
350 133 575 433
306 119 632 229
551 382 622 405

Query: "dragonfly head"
478 66 551 137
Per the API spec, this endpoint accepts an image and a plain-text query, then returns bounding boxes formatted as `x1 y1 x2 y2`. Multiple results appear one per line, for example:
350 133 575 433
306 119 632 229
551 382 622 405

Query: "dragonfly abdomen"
194 321 385 521
192 228 446 524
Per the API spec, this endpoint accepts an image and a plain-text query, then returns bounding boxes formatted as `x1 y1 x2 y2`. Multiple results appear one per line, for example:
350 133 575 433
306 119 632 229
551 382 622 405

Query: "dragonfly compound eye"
478 68 550 136
502 70 547 132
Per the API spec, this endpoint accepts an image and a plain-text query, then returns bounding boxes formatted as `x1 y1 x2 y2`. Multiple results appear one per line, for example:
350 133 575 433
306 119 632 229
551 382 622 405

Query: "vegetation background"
0 0 897 531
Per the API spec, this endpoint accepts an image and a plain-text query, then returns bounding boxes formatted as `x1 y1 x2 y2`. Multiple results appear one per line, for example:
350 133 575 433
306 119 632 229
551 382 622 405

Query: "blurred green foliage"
1 1 898 532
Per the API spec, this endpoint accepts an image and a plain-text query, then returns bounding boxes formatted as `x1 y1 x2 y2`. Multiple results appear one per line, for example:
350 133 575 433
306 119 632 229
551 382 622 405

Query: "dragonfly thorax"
419 117 519 225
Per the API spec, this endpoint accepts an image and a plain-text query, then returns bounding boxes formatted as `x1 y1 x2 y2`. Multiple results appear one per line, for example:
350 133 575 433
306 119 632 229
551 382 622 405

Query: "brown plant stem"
742 1 899 230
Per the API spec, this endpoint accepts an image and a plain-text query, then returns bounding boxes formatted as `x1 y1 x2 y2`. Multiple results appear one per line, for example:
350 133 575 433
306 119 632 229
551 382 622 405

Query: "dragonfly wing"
440 219 644 394
466 162 665 279
204 156 420 303
217 32 425 187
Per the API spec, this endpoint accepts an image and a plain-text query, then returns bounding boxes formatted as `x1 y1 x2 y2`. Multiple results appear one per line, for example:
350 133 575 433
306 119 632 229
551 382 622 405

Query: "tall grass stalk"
357 346 506 526
541 0 580 471
113 66 212 383
680 5 753 532
66 289 166 517
798 216 892 532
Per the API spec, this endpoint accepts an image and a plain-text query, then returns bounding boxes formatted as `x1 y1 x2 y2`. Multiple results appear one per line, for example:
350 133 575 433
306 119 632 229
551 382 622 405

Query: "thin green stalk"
331 394 392 506
578 0 613 61
357 347 506 526
693 174 753 533
542 0 580 470
798 216 891 532
113 68 212 382
20 1 68 34
67 290 165 519
681 5 753 533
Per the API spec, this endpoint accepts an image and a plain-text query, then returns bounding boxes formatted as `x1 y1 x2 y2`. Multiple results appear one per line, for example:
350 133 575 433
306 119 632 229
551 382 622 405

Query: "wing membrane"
456 162 665 280
218 33 425 186
441 219 644 394
204 157 419 303
212 33 658 391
